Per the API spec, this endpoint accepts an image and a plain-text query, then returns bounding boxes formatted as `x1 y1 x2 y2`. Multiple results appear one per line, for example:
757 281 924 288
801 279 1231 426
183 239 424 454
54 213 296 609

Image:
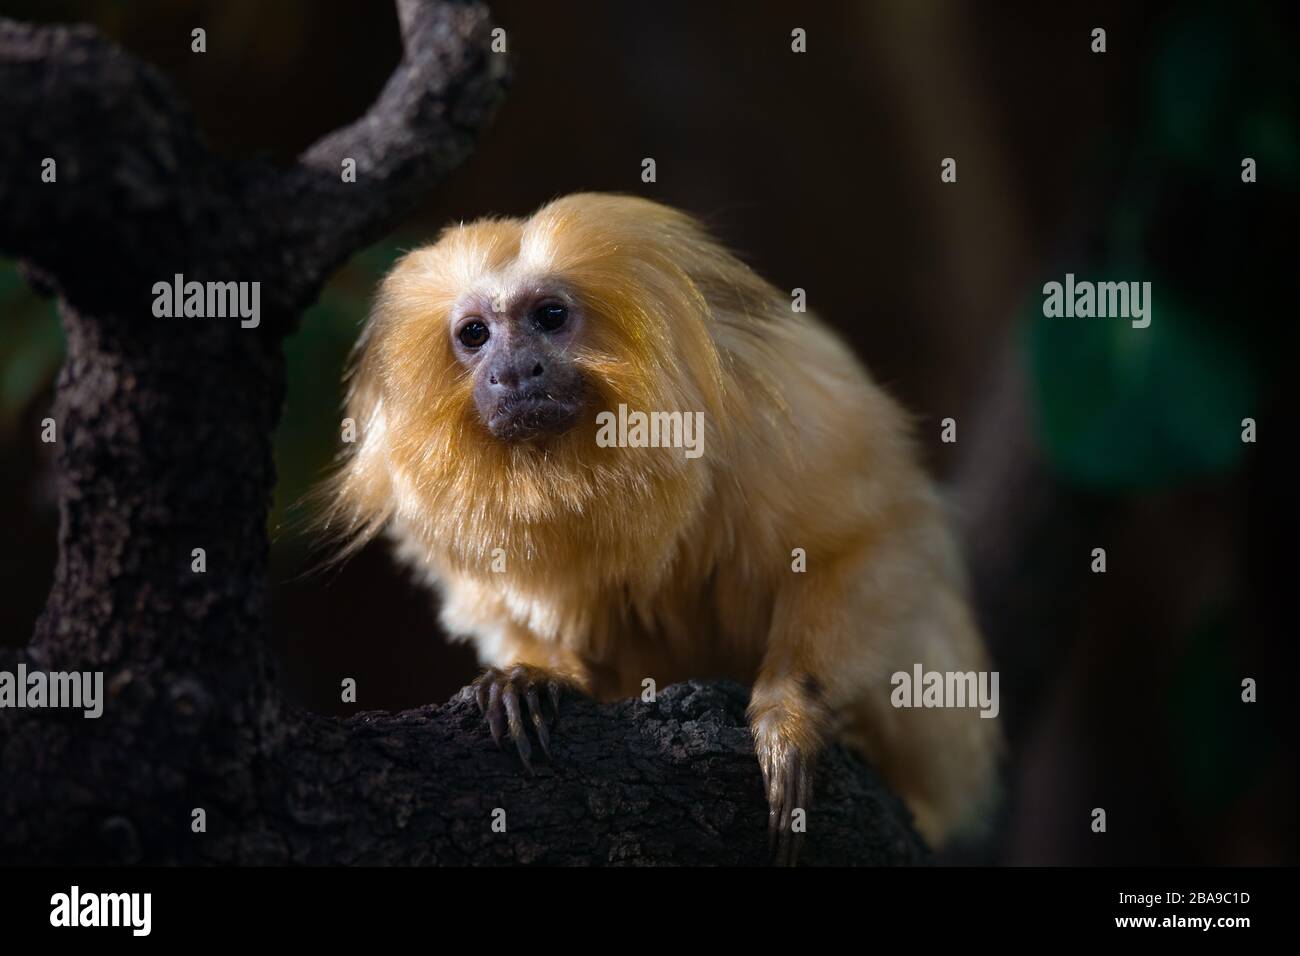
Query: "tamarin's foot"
753 725 816 867
750 682 828 866
465 664 572 774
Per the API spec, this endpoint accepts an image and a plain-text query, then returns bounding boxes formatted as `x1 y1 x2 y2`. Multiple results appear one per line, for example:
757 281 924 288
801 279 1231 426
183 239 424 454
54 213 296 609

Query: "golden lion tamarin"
321 193 1001 861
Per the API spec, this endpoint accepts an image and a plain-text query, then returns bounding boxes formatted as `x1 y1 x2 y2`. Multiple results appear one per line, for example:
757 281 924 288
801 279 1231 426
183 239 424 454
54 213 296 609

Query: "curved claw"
547 679 563 722
526 685 551 757
485 681 506 748
501 683 533 774
772 764 811 867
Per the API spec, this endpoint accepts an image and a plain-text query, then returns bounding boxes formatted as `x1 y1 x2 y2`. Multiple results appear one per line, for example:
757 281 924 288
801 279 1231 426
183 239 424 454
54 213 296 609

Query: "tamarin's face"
448 283 588 442
358 194 732 468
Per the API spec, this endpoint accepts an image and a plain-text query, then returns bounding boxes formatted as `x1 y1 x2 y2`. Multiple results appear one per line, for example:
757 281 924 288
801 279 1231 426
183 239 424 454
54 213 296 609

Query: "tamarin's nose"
487 358 546 392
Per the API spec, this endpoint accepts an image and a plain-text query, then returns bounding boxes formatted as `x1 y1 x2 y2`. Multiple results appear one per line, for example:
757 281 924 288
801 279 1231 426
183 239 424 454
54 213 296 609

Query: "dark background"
1 0 1293 864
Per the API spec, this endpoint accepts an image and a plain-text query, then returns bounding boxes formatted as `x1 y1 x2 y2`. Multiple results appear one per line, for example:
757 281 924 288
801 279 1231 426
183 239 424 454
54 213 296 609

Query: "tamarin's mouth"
487 390 582 442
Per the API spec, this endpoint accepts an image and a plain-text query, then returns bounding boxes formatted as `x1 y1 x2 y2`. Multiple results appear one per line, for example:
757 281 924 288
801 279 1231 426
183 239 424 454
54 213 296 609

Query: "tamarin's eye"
533 304 568 332
458 320 490 349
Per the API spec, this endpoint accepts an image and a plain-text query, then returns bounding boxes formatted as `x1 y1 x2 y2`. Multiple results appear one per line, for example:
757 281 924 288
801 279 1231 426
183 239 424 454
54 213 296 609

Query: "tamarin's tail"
845 693 1004 849
840 585 1005 850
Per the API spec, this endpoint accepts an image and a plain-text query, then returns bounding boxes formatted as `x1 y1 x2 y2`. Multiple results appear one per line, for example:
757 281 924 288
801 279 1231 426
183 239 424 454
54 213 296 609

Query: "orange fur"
320 193 1002 846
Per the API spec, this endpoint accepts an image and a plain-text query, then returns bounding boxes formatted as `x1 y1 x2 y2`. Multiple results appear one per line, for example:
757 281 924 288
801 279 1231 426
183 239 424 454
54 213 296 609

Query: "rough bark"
0 4 926 865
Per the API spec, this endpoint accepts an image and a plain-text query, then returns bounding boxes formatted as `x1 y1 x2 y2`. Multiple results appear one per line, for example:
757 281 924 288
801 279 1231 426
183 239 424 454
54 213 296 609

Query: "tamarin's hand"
464 664 576 773
320 193 1002 863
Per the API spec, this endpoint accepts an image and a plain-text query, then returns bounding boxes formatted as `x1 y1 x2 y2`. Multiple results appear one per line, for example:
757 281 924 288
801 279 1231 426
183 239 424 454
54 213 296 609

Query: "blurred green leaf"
1024 285 1257 491
0 260 64 430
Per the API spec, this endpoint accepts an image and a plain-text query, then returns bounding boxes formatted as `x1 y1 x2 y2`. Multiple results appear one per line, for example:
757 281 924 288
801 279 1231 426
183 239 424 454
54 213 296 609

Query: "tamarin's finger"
485 682 505 749
501 684 533 775
525 686 551 758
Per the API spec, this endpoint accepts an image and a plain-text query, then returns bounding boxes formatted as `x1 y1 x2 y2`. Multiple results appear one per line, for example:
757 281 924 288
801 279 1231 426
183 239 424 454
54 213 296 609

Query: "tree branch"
2 679 927 865
0 2 509 323
280 0 509 306
0 18 216 313
277 681 927 866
